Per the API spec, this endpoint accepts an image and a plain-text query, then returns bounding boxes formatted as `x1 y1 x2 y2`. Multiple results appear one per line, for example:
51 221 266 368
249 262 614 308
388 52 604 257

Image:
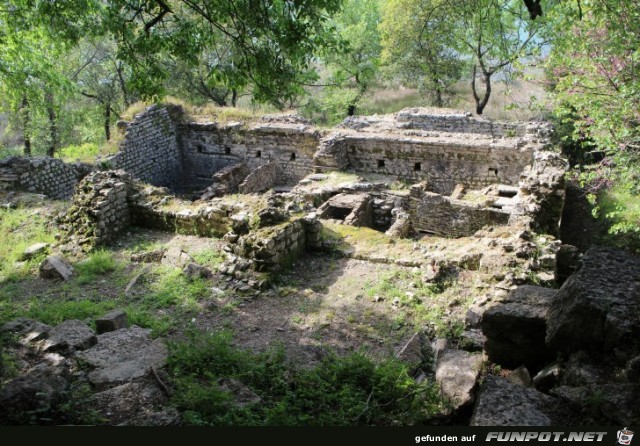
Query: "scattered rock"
20 243 50 260
507 365 532 387
130 249 166 263
471 375 570 426
554 244 580 286
96 310 129 334
551 383 640 425
92 380 168 425
183 262 214 280
546 247 640 361
1 318 51 344
218 378 262 408
76 326 168 387
161 247 193 268
481 285 555 370
435 349 483 411
40 320 97 354
533 362 562 391
459 329 486 352
396 332 430 373
39 255 74 281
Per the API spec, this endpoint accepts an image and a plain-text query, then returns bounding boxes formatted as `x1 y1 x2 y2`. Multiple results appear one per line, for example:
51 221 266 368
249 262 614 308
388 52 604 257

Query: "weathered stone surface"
1 318 51 343
507 365 532 387
532 363 562 391
218 378 262 408
131 249 166 263
76 326 167 386
40 320 97 354
471 375 565 426
20 242 50 260
554 244 580 286
39 255 74 281
546 247 640 360
161 246 193 268
395 332 430 373
435 349 483 410
96 310 129 334
551 384 640 425
183 263 214 280
92 381 168 425
482 285 556 369
0 362 70 424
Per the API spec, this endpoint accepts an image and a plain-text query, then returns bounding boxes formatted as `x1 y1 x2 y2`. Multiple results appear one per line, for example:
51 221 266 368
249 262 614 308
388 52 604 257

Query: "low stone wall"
0 156 92 199
409 185 510 237
238 161 279 194
200 162 250 199
130 202 231 238
57 171 133 249
111 106 182 189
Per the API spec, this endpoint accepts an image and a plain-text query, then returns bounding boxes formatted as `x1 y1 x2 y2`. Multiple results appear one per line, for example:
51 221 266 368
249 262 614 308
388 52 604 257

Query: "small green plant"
191 250 224 269
142 267 209 310
75 250 118 285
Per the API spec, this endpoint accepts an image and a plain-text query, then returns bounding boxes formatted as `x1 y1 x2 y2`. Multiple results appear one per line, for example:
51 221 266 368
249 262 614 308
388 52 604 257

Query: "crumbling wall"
130 203 231 238
0 156 92 199
111 106 182 188
409 185 510 237
200 162 250 199
238 161 280 194
57 171 133 249
178 120 318 190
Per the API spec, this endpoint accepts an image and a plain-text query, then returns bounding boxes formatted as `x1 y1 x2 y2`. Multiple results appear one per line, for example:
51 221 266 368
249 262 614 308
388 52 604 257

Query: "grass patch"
191 250 224 269
75 250 119 285
58 143 100 164
142 267 209 311
167 330 448 426
596 187 640 253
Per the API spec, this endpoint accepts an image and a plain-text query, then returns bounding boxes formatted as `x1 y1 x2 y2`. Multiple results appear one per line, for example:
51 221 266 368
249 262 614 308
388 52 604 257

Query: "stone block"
96 310 129 334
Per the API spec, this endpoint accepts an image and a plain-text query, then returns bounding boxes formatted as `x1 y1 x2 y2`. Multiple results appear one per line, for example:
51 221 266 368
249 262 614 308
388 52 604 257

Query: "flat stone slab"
92 381 167 425
40 320 97 354
76 326 168 386
161 247 193 268
435 349 483 410
1 318 51 344
39 255 74 281
396 332 429 373
20 243 50 260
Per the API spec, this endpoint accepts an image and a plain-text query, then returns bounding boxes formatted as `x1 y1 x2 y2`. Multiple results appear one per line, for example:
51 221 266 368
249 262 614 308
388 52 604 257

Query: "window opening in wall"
414 162 421 172
224 146 231 155
290 152 296 161
378 159 385 169
489 167 498 176
256 150 262 158
197 144 205 153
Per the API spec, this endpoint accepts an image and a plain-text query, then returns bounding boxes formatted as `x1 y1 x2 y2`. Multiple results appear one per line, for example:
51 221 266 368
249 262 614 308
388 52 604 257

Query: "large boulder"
39 319 97 354
91 380 168 425
39 255 74 281
471 375 572 426
435 349 482 411
481 285 556 370
546 247 640 361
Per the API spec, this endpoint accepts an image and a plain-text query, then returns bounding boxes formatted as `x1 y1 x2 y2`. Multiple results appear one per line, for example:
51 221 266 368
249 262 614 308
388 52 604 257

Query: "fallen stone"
459 329 486 352
471 375 569 426
130 249 166 263
96 310 129 334
183 262 214 280
92 380 168 425
39 255 74 281
218 378 262 408
551 383 640 425
396 332 430 373
554 244 580 286
40 320 97 354
20 242 50 260
507 365 532 387
1 318 51 344
546 247 640 361
533 362 562 391
76 326 168 387
161 247 193 268
481 285 555 370
435 349 483 410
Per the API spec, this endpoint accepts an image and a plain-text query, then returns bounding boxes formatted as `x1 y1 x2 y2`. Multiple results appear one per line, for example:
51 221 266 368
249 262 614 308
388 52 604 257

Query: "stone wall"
238 161 280 194
178 121 318 190
200 162 250 199
0 156 92 199
130 203 231 238
111 106 182 189
57 171 133 249
409 185 510 237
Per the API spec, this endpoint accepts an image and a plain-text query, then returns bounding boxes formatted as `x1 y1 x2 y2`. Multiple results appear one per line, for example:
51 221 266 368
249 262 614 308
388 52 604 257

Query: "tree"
380 0 463 107
453 0 547 115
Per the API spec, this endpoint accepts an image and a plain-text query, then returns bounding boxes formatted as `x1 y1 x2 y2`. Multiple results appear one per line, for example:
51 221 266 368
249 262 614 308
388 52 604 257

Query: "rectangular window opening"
378 159 385 169
224 146 231 155
256 150 262 158
290 152 296 161
414 162 421 172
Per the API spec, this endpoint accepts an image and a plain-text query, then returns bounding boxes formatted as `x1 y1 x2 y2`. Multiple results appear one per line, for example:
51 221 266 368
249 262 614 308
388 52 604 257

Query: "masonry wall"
178 122 318 190
0 156 91 199
111 106 182 188
238 161 280 194
409 186 510 237
339 135 533 195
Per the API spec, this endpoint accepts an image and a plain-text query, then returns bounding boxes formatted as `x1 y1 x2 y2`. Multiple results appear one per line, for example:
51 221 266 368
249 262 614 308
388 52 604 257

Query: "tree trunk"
104 102 111 142
116 62 130 107
231 89 238 107
471 65 492 115
46 92 58 157
20 95 31 157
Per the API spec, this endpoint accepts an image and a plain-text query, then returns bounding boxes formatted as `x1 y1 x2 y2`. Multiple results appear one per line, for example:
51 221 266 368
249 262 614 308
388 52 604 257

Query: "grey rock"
20 242 50 260
546 247 640 361
183 262 214 280
471 375 564 426
92 380 168 425
435 349 483 410
481 285 555 369
396 332 430 373
533 362 562 391
1 318 51 344
218 378 262 408
551 384 640 425
96 310 128 334
554 244 580 286
507 365 532 387
76 326 167 386
40 319 97 354
39 255 74 281
161 246 193 268
130 249 166 263
459 329 486 352
625 355 640 381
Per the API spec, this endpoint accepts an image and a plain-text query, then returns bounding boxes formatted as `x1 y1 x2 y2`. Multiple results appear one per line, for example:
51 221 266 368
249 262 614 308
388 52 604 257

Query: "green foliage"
143 267 209 310
167 330 447 426
191 250 224 269
58 143 100 163
75 250 118 285
0 299 116 328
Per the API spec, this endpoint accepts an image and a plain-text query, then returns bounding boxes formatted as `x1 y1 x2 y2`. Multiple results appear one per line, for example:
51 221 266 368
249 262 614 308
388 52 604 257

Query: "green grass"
167 330 448 426
58 143 100 163
597 187 640 252
142 267 209 311
191 249 224 269
75 250 119 285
